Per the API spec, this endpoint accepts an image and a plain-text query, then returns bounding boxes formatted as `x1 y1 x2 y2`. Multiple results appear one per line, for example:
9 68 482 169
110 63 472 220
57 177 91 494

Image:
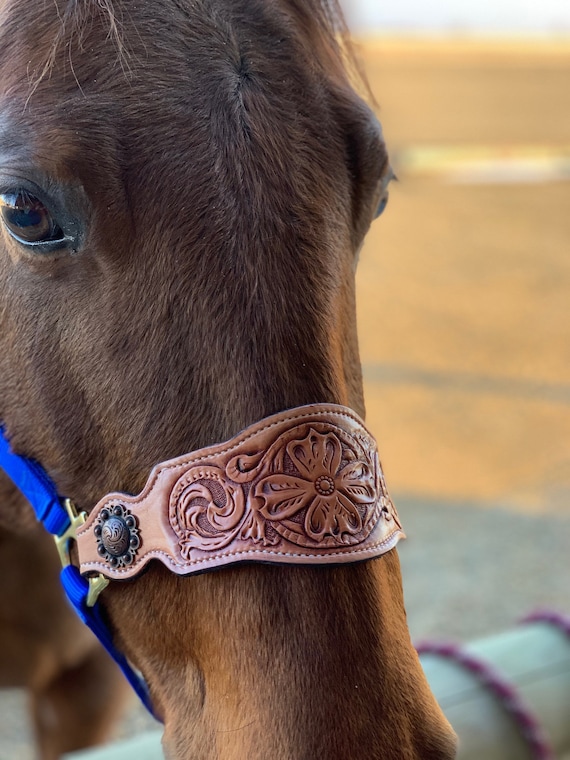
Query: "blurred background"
2 2 569 757
341 0 570 644
344 0 570 35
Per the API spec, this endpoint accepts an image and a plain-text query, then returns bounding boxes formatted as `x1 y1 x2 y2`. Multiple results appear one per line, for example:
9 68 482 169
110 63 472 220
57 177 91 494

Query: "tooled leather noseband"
0 404 404 718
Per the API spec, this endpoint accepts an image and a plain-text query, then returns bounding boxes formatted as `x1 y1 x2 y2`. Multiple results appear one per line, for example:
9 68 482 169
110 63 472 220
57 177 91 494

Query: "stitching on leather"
78 406 391 578
80 528 404 576
82 407 373 516
132 407 369 493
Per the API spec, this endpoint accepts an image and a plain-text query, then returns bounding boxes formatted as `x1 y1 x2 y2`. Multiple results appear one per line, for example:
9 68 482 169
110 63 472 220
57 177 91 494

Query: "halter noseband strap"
0 404 404 719
77 404 404 581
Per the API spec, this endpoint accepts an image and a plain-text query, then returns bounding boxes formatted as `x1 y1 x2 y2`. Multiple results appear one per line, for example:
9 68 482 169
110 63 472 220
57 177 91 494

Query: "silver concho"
94 503 140 568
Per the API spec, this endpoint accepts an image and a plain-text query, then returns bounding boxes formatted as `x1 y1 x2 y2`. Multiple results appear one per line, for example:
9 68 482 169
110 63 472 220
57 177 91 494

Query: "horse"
0 1 457 758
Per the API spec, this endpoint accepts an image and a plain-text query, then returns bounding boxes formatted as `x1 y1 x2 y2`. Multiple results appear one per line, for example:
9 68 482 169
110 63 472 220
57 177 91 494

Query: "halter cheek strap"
0 404 404 720
0 431 70 535
0 428 155 717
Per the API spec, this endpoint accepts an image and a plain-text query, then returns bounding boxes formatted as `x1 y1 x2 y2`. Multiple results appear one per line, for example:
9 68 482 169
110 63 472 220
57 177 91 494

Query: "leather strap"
76 404 404 580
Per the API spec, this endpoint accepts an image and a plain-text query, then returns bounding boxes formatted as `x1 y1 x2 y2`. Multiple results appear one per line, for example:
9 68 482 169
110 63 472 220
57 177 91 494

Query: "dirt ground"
355 34 570 641
1 38 569 759
357 38 570 516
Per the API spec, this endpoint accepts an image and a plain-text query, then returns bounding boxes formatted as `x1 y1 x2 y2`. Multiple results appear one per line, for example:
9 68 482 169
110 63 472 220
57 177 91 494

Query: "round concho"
94 503 140 568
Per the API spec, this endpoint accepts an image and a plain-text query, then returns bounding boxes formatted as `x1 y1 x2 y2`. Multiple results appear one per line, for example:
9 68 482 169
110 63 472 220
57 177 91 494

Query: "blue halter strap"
0 427 156 719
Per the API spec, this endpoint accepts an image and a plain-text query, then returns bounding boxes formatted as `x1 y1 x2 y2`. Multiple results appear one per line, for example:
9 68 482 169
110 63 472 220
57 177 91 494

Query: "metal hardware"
93 503 141 569
86 574 110 607
54 498 87 566
54 498 109 607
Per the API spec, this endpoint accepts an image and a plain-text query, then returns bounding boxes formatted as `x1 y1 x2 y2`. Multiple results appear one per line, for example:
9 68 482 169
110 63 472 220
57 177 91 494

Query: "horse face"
0 0 388 510
0 5 458 758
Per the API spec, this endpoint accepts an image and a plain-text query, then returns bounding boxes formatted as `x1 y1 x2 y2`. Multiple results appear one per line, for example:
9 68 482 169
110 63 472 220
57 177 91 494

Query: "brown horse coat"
0 1 456 757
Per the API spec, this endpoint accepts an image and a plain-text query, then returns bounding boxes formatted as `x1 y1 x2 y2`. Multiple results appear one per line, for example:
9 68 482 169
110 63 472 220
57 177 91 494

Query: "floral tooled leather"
76 405 404 580
255 428 377 546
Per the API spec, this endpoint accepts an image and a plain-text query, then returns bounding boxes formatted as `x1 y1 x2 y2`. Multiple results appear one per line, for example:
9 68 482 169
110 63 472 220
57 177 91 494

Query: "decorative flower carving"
169 467 246 557
254 429 376 545
168 425 384 559
84 409 403 581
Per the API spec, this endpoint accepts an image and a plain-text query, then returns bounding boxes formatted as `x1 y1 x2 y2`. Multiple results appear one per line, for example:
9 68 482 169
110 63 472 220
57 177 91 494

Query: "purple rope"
416 639 555 760
521 609 570 638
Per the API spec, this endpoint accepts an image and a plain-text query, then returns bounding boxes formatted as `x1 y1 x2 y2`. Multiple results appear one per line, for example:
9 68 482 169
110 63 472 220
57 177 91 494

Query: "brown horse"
0 1 456 758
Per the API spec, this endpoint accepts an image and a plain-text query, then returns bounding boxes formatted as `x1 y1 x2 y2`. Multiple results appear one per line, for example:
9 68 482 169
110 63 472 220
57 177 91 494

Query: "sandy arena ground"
357 35 570 647
358 38 570 515
1 38 569 759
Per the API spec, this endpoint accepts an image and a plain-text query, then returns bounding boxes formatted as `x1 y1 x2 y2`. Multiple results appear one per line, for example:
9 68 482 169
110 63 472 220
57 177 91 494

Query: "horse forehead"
0 6 326 165
0 0 311 93
0 1 382 235
0 0 369 142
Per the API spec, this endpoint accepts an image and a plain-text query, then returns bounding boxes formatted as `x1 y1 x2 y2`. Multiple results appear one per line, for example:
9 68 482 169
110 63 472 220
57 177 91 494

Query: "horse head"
0 1 456 757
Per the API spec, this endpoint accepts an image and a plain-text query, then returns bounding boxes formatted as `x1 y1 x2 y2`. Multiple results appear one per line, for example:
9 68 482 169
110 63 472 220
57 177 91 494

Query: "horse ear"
335 94 388 249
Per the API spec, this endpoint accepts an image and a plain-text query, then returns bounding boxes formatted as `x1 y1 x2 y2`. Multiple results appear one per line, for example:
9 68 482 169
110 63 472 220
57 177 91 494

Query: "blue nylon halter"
0 426 156 719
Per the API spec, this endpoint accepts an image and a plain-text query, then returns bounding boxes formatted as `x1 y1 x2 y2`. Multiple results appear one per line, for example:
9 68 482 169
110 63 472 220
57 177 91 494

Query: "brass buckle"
54 498 110 607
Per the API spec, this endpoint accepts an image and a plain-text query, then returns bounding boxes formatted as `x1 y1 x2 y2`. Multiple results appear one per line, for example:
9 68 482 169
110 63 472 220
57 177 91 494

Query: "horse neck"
106 556 455 760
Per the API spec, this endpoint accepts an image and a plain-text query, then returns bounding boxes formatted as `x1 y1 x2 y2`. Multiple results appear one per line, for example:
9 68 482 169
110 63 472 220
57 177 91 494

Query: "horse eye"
374 192 389 219
0 191 65 247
